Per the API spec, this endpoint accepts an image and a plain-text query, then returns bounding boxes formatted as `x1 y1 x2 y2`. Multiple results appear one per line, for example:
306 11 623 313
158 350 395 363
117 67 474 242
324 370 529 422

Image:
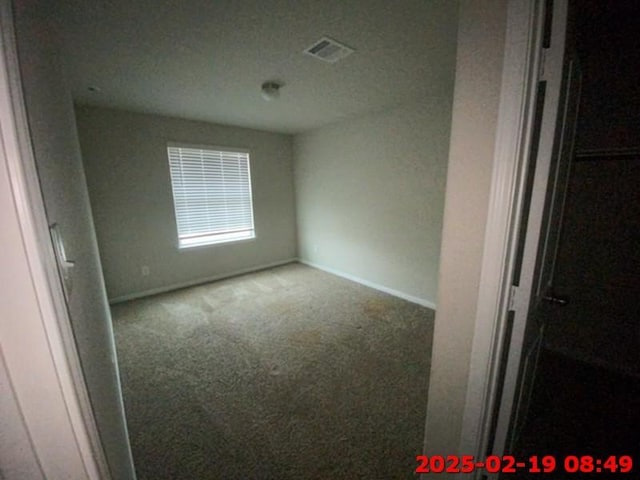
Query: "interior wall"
293 99 453 306
12 2 136 478
574 0 640 152
423 0 507 463
76 105 297 301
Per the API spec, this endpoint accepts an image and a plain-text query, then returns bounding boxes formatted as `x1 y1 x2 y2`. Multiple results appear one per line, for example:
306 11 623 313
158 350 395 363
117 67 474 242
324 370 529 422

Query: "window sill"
177 234 256 251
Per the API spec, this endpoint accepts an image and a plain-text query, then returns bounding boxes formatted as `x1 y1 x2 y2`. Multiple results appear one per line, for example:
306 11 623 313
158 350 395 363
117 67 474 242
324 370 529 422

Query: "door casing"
458 1 572 476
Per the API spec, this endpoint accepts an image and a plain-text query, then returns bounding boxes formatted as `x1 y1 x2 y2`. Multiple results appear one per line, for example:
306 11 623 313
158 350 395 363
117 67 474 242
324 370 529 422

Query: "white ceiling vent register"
304 37 354 63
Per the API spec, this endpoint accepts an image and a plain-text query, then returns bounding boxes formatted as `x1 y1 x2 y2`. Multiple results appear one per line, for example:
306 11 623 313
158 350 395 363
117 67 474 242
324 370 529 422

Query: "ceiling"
53 0 459 134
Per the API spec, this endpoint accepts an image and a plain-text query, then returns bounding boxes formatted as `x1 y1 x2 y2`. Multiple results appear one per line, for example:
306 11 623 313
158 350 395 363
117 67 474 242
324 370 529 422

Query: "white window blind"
167 145 255 248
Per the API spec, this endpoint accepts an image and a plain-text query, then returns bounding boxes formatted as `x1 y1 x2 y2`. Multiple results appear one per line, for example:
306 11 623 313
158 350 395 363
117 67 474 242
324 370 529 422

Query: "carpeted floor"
111 263 434 479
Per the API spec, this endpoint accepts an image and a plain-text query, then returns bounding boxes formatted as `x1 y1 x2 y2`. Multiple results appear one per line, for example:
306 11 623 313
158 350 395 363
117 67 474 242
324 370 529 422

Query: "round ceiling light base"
261 81 282 101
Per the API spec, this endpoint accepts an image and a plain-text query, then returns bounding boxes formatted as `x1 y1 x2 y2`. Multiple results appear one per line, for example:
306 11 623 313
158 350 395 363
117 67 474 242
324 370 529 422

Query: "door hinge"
508 285 519 311
539 48 548 81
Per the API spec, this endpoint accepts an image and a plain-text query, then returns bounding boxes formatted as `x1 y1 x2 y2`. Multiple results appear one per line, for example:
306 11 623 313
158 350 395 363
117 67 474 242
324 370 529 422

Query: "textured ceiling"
54 0 459 134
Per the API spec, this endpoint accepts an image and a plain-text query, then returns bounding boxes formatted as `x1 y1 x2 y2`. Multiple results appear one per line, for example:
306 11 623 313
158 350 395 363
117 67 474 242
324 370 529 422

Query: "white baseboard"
108 258 298 304
299 259 437 310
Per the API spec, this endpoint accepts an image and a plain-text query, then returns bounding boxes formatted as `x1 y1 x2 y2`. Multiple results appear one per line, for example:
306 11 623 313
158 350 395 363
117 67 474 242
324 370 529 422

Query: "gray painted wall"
76 106 297 301
293 100 453 306
13 2 136 478
423 0 507 466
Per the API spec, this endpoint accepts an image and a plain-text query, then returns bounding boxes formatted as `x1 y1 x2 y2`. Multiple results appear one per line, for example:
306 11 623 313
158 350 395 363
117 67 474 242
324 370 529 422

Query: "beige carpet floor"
111 263 434 479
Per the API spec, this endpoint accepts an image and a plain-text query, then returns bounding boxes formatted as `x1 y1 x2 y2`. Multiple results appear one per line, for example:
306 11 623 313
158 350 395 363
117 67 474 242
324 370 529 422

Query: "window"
167 144 255 248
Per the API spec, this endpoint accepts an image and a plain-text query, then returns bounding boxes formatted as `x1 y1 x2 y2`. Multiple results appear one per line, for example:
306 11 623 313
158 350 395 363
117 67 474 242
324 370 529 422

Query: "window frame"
166 142 256 249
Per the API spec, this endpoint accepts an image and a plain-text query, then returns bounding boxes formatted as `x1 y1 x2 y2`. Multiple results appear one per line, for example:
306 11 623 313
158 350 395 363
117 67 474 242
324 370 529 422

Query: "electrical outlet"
141 265 150 276
313 245 318 254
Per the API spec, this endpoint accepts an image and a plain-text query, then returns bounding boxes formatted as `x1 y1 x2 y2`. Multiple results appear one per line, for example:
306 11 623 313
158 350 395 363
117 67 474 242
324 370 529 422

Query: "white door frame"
458 0 553 470
0 1 109 478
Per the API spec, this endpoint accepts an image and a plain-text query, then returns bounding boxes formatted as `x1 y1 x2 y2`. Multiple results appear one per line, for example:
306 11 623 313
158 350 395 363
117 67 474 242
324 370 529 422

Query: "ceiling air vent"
304 36 354 63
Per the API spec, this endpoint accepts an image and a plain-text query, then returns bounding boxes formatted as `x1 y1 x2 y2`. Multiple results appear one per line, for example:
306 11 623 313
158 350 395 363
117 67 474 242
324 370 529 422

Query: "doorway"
509 0 640 473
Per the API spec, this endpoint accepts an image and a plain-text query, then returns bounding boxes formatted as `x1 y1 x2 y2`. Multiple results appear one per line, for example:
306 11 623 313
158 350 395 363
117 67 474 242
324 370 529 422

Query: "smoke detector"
304 36 354 64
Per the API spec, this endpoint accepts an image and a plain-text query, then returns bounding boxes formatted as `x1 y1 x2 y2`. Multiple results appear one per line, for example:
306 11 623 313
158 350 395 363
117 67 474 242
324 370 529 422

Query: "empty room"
12 0 457 478
11 1 622 480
